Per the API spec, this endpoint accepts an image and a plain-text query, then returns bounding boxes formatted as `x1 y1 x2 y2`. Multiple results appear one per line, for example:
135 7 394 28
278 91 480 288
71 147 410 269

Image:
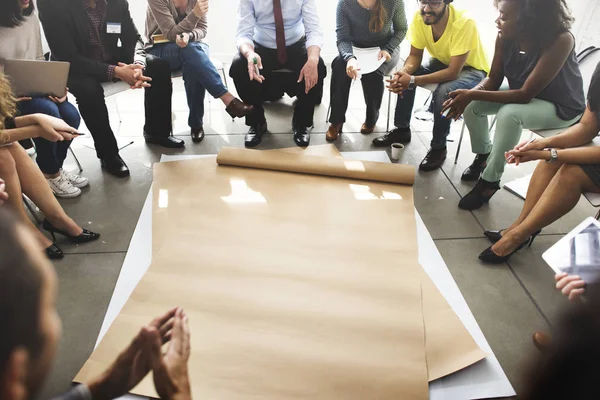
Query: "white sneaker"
61 169 89 189
47 174 81 198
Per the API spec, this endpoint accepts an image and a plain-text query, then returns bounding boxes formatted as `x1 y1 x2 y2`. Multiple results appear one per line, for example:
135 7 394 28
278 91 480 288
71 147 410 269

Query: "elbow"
515 91 534 104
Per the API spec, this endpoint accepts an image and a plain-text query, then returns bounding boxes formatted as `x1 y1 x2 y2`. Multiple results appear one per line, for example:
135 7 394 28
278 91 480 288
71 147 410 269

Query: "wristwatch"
408 75 416 90
545 148 558 164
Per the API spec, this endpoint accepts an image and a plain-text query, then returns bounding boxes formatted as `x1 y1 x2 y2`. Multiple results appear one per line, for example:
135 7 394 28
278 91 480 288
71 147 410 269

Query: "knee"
317 57 327 80
145 56 172 79
60 103 81 129
71 78 104 102
432 83 457 112
332 56 346 75
27 98 61 118
495 104 524 127
229 53 248 79
557 163 584 181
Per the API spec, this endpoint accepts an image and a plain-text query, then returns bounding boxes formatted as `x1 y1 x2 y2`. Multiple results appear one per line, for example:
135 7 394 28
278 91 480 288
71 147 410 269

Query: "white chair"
454 47 600 164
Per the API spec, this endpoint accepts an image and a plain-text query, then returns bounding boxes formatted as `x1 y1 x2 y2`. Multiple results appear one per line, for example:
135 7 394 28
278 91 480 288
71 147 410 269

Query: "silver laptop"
4 59 70 98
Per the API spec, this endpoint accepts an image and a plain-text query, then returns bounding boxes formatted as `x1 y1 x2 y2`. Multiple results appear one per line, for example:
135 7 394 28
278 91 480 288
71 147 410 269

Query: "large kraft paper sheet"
75 145 485 398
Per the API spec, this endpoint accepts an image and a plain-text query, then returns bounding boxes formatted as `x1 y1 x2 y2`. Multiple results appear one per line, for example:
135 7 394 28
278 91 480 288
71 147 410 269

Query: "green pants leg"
464 97 580 182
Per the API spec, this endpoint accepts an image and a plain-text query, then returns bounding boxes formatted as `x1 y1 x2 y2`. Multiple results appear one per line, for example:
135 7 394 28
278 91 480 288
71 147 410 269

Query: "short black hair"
588 62 600 115
0 209 44 377
0 0 36 28
494 0 574 48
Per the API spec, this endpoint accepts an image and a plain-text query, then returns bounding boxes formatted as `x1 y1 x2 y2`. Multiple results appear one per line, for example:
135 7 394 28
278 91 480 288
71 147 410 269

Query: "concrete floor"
37 71 597 400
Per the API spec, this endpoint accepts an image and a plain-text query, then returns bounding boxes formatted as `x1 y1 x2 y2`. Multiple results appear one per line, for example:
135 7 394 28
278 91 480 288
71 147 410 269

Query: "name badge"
106 22 121 34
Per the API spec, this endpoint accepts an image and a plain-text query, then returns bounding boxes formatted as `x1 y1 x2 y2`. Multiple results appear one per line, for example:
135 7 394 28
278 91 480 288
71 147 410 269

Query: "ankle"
221 93 234 106
45 172 61 179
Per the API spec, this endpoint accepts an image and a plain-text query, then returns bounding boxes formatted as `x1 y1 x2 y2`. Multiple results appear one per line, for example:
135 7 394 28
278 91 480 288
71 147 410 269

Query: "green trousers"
464 96 580 182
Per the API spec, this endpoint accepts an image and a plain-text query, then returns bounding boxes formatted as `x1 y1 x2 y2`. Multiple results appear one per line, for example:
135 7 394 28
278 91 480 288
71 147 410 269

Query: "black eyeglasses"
417 0 445 8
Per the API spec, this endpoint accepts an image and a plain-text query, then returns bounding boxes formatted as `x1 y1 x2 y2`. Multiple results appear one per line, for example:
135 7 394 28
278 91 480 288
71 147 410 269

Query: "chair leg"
595 208 600 221
326 104 331 124
221 68 229 90
386 90 392 132
23 195 42 225
454 121 467 164
69 147 83 172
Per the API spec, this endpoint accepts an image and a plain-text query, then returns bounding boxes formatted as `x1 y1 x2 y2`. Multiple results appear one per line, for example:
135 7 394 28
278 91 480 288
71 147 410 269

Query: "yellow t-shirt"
408 5 490 74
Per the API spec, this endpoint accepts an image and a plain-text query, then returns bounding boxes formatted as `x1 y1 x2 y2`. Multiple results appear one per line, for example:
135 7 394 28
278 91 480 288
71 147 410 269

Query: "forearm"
468 88 531 105
14 115 39 128
1 126 41 143
400 54 422 75
306 45 320 63
541 122 598 149
552 147 600 164
414 68 459 86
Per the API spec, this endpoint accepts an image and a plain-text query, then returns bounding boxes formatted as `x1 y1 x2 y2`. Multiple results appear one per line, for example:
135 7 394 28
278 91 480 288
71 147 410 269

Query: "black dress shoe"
144 135 185 148
419 148 447 171
100 155 130 178
372 127 411 147
458 179 500 210
478 231 540 264
461 153 490 181
293 125 310 147
45 244 64 260
191 127 205 143
484 229 541 244
245 122 267 148
43 219 101 244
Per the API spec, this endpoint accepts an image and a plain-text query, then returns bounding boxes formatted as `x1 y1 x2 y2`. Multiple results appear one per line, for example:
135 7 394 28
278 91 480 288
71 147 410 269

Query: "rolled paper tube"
216 147 416 186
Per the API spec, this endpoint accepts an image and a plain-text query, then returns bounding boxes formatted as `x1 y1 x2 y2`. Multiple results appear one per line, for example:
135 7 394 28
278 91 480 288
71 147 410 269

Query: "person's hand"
378 50 391 63
246 51 265 83
176 32 190 49
386 71 411 96
346 58 360 80
298 57 319 94
146 307 192 400
87 308 179 400
514 137 546 153
33 114 78 141
193 0 209 17
0 178 8 205
555 273 586 301
115 63 152 87
16 96 32 102
441 89 473 121
49 88 68 104
505 148 550 166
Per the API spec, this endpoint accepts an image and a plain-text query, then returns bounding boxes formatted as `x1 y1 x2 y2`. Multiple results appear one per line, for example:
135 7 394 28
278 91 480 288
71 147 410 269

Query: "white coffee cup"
391 143 405 160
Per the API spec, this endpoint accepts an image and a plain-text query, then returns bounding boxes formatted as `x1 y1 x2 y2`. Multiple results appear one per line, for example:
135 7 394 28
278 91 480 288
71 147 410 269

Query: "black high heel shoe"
459 179 500 210
42 219 100 243
45 244 64 260
478 231 541 264
484 229 542 244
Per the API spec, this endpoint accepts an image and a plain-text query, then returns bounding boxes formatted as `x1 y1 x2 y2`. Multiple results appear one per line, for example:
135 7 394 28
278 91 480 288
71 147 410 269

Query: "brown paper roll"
216 147 416 186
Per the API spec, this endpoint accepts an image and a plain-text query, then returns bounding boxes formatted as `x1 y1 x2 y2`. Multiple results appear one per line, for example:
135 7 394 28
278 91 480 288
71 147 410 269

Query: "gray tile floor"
38 69 597 399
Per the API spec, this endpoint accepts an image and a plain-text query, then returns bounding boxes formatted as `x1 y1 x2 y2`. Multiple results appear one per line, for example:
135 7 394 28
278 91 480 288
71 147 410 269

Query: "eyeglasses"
417 0 445 8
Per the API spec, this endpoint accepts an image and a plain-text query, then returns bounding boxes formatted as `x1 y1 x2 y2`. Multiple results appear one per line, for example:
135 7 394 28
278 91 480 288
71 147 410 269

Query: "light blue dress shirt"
236 0 324 50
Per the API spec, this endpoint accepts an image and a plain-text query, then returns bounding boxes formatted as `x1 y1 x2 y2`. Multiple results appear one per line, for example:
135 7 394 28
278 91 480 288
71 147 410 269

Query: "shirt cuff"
305 36 323 50
107 64 116 81
236 36 254 51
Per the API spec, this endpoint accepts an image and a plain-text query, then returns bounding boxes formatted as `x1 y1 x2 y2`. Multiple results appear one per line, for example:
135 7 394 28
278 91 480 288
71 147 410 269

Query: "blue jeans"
394 58 486 150
148 42 228 129
18 98 80 175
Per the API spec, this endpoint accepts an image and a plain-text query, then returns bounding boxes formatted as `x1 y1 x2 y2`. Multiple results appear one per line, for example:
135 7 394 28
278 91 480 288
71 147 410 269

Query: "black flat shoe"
372 127 411 147
293 125 310 147
45 244 64 260
43 219 100 244
245 122 267 148
461 153 489 181
459 179 500 210
100 155 130 178
478 231 541 264
144 135 185 148
484 229 542 244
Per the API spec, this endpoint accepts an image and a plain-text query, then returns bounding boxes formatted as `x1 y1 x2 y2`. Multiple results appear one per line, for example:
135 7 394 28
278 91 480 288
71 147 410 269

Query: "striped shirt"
83 0 115 80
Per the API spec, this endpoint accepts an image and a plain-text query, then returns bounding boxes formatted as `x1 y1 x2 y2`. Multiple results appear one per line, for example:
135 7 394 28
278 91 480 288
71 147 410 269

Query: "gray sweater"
0 10 44 73
336 0 407 62
145 0 207 46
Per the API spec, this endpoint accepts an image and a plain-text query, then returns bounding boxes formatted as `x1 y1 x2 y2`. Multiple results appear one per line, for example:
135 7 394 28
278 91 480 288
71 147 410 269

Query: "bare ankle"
220 92 234 106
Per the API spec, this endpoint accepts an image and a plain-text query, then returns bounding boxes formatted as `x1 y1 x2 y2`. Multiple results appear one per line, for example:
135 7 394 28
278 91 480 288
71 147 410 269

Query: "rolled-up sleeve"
301 0 323 49
236 0 256 50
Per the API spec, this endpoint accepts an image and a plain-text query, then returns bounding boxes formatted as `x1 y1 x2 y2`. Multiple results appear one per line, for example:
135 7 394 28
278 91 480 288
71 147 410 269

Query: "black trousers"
329 55 385 126
67 55 172 159
229 39 327 127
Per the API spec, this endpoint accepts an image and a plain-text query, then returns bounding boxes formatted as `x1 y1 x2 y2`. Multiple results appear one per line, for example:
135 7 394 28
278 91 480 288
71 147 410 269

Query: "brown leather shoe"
326 123 343 142
191 127 205 143
225 98 254 118
360 123 375 134
532 332 552 351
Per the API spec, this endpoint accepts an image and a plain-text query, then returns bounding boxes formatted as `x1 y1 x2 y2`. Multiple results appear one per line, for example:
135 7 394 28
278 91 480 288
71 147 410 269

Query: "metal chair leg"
595 208 600 221
69 147 83 172
23 195 42 225
386 90 393 132
326 104 331 124
221 68 228 89
454 121 466 164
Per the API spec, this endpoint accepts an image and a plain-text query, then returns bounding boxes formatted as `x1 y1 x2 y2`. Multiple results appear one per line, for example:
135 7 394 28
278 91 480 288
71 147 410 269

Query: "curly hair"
0 73 17 132
494 0 574 47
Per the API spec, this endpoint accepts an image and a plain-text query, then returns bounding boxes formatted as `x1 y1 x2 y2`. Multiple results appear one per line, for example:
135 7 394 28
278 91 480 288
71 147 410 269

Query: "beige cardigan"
145 0 208 46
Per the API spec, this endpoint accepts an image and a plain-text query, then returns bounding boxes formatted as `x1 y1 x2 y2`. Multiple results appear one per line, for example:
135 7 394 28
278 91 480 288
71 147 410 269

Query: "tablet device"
543 217 600 283
4 59 70 98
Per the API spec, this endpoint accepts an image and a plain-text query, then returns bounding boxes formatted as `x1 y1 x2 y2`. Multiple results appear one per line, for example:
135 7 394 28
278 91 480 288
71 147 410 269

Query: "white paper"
353 46 386 76
98 152 514 400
